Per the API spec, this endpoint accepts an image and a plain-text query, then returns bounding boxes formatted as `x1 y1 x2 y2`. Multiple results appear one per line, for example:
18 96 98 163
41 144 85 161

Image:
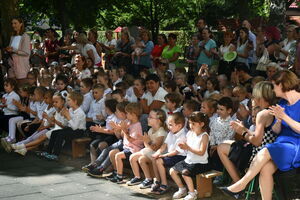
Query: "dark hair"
165 92 182 108
183 100 200 111
169 112 185 126
4 78 18 91
55 74 69 85
168 33 177 40
145 74 160 83
207 77 219 91
45 89 55 98
34 86 47 97
11 17 25 36
158 33 167 44
115 82 128 95
105 99 118 113
116 101 129 113
81 78 93 90
218 97 233 110
238 27 249 44
271 69 299 92
93 83 105 91
189 111 210 133
164 80 177 92
236 63 250 74
112 89 125 97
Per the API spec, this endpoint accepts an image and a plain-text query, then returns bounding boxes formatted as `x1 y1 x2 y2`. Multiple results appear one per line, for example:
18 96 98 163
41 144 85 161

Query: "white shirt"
78 43 101 64
68 107 86 130
42 106 56 126
104 88 112 96
210 116 235 145
105 114 120 130
164 128 187 156
81 91 93 114
53 110 69 129
203 90 219 99
36 101 48 120
142 87 168 106
185 131 209 164
75 68 91 80
279 39 297 60
87 98 105 123
112 78 122 90
29 101 37 118
125 87 145 103
2 91 20 115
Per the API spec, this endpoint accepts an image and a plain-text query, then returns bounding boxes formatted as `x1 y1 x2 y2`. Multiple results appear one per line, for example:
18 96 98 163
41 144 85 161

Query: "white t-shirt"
81 91 93 114
203 90 219 99
78 43 101 64
142 87 168 106
164 128 187 156
2 91 20 115
185 131 209 164
141 127 167 158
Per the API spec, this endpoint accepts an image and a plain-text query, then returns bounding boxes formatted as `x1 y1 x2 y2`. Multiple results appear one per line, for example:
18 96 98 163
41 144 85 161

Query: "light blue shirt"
197 39 216 67
137 40 154 68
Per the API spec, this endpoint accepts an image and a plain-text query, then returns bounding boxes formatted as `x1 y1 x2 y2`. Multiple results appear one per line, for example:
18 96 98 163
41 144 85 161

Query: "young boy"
44 91 86 161
151 112 187 194
109 69 122 90
86 84 105 127
175 73 193 100
209 96 235 170
164 92 182 116
182 100 200 129
80 78 94 114
108 103 144 183
111 89 125 103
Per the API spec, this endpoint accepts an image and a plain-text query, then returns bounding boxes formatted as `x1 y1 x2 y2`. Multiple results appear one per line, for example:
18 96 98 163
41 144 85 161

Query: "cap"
223 51 237 62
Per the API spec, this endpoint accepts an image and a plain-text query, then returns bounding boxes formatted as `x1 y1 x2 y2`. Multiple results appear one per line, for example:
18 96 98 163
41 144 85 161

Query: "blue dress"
266 99 300 171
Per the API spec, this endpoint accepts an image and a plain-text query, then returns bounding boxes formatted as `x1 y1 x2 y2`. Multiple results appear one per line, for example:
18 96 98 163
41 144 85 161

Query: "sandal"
150 181 161 192
154 184 168 195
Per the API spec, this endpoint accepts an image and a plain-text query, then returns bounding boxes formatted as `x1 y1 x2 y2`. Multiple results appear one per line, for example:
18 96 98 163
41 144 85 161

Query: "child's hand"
120 121 129 131
143 132 150 144
42 112 48 119
152 152 160 159
90 125 103 133
24 125 30 132
1 98 6 105
12 99 19 106
158 154 168 158
61 108 70 119
178 142 189 150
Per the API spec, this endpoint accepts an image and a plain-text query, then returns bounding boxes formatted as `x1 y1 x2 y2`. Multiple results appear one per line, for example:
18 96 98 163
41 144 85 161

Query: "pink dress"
123 122 144 153
8 33 31 79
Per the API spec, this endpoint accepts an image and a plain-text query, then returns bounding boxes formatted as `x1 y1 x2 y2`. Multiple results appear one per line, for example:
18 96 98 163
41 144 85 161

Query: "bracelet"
242 131 247 138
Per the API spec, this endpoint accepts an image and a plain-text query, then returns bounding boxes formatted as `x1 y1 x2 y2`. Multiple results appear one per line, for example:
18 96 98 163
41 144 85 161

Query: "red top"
44 39 59 63
151 44 167 58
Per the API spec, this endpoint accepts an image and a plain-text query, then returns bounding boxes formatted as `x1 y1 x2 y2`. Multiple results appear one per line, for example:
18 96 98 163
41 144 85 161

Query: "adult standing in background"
242 20 256 75
101 30 117 70
5 17 30 84
88 29 102 63
151 33 167 68
44 28 59 64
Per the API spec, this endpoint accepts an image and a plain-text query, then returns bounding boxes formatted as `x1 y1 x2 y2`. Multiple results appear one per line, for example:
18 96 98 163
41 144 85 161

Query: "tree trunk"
0 0 19 47
268 0 286 34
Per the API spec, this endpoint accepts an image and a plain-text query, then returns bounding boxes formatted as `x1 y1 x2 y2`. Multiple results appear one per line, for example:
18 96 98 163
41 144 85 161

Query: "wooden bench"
72 137 91 158
196 170 223 198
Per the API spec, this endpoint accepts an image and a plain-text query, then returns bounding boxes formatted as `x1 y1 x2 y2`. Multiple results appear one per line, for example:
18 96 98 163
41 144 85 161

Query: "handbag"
256 48 270 71
228 140 253 171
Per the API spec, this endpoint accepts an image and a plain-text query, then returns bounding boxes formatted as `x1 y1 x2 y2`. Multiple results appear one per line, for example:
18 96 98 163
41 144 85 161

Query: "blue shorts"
163 155 186 168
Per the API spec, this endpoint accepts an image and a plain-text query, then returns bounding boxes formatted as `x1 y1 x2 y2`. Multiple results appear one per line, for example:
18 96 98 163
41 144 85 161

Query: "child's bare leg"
170 168 184 188
152 158 161 182
182 175 194 192
129 152 142 178
138 155 152 179
115 152 126 175
156 158 168 185
109 149 120 170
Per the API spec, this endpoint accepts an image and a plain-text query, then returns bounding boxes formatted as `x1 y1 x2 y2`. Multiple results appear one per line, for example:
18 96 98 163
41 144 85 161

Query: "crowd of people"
0 16 299 200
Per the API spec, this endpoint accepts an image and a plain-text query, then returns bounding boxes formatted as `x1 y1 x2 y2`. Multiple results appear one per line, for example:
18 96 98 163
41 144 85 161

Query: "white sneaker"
184 190 198 200
11 143 25 150
15 148 27 156
173 187 187 199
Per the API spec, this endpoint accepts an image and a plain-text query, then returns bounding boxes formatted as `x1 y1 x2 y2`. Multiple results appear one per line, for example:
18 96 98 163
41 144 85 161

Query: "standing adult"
242 20 257 74
100 30 117 69
151 34 167 68
236 27 251 67
161 33 181 71
222 70 300 200
5 17 30 84
88 29 102 61
196 18 207 41
279 25 297 68
44 28 59 64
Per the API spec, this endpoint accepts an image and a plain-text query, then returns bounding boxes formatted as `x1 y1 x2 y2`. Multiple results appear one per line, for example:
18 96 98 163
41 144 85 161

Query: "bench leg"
72 142 86 158
196 176 212 198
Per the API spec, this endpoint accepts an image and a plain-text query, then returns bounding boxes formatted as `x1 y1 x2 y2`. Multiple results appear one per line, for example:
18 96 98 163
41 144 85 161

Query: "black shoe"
82 164 96 173
127 177 143 186
139 179 153 189
219 187 243 199
87 167 104 178
110 175 124 184
106 171 116 180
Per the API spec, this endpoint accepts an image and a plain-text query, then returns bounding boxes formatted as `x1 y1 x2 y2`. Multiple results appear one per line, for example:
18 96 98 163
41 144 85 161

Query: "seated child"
151 112 187 194
106 103 144 183
127 109 167 188
170 112 211 200
164 92 182 116
44 91 86 161
80 78 94 114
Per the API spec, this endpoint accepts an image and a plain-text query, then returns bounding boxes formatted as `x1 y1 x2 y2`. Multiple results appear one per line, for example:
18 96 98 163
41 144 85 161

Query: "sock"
117 174 123 179
179 187 186 192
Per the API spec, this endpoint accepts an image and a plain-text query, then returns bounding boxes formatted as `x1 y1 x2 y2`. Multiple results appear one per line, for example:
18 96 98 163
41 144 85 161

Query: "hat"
223 51 237 62
50 61 59 67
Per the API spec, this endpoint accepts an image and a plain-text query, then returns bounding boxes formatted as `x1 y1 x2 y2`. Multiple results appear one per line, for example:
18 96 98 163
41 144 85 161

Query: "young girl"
45 91 86 161
12 93 68 155
203 77 220 99
12 90 57 155
0 78 21 149
170 112 211 200
83 101 129 177
127 109 167 188
73 54 91 87
107 103 144 184
5 84 30 146
54 74 69 98
200 98 218 126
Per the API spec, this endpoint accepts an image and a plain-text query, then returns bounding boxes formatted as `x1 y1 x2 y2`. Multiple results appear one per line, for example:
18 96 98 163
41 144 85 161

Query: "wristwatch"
242 131 247 138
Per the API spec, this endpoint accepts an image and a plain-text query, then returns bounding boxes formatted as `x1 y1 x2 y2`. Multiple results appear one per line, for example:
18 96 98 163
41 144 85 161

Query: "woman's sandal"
154 184 168 195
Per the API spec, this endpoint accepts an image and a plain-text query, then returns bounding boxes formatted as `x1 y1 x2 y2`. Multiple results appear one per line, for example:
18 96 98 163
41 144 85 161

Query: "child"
109 69 122 90
111 89 125 103
200 98 218 126
131 37 145 64
232 85 250 120
182 100 200 129
107 103 144 184
151 112 187 194
11 93 68 155
86 84 105 127
209 97 235 170
97 71 113 96
175 73 193 100
203 77 220 99
45 91 86 161
118 66 127 80
80 78 94 114
54 74 69 98
221 85 233 97
89 99 119 163
12 90 56 155
164 92 182 115
170 112 211 200
27 71 38 86
83 101 129 176
0 79 20 148
30 39 45 68
127 109 167 188
163 80 178 94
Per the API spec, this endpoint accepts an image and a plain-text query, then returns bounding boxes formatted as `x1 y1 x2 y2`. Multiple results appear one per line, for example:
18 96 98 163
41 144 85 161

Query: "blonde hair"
125 103 142 118
252 81 276 105
68 91 84 106
77 33 90 45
